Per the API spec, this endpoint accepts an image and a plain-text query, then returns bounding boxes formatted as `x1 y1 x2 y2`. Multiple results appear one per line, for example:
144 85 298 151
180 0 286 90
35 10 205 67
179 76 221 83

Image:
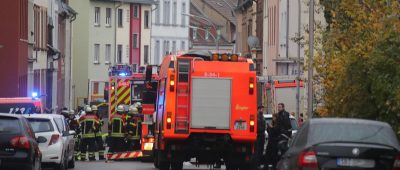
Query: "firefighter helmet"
134 102 142 108
91 105 98 111
69 110 75 115
85 106 92 113
117 105 125 113
61 108 69 114
129 105 139 115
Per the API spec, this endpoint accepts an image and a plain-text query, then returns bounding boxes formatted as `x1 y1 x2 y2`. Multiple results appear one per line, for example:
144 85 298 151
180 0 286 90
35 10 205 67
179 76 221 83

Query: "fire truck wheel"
225 163 239 170
153 152 159 168
159 162 170 170
171 162 183 170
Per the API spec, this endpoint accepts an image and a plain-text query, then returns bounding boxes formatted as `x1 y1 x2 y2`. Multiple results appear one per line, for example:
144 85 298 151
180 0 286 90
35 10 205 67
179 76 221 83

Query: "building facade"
0 0 76 112
189 0 236 52
71 0 154 107
0 0 29 97
151 0 190 65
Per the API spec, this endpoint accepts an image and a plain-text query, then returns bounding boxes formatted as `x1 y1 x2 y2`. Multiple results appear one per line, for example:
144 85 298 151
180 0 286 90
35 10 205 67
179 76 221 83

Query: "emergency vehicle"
265 76 305 114
153 51 257 169
106 64 158 160
0 93 43 114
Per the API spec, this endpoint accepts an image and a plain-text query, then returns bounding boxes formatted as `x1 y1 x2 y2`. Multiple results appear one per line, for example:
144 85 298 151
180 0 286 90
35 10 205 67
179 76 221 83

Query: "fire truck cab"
153 51 257 170
0 93 43 114
107 65 159 160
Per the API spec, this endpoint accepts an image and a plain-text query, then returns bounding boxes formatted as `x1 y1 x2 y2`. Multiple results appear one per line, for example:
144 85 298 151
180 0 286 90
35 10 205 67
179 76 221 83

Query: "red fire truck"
153 51 257 169
106 65 158 160
0 93 43 114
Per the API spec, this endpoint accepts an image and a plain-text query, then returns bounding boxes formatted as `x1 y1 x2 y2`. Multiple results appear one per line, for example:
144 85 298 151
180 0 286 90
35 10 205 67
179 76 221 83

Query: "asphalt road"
71 160 225 170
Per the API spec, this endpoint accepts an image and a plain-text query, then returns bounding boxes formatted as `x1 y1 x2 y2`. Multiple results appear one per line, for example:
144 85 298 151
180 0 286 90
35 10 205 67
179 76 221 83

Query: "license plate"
337 158 375 168
234 121 247 130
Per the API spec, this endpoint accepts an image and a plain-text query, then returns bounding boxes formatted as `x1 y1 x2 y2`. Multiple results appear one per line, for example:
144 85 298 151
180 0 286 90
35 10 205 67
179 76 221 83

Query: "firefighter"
126 105 142 150
108 105 127 153
79 106 100 161
92 105 105 160
68 110 81 161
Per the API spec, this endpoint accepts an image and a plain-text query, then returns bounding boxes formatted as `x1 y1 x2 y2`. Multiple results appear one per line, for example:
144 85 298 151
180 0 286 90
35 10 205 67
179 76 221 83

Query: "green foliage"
317 0 400 137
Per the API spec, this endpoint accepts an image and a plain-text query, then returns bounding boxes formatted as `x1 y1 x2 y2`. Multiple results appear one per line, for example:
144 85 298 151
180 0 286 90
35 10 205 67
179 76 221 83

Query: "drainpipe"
296 0 301 121
286 0 290 74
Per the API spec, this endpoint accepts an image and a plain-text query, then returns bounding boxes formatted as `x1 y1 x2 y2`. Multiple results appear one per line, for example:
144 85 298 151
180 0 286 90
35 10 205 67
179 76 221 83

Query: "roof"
0 113 23 118
92 0 156 5
309 118 391 127
202 0 237 25
24 114 64 119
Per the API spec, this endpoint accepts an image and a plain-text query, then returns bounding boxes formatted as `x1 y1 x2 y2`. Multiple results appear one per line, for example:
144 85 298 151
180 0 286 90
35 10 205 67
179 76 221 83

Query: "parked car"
0 113 44 170
277 118 400 170
264 114 299 140
25 114 76 170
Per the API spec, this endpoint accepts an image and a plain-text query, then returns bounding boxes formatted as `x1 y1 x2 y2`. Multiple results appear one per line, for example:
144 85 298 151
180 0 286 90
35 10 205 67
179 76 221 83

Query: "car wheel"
171 162 183 170
68 156 75 169
55 155 67 170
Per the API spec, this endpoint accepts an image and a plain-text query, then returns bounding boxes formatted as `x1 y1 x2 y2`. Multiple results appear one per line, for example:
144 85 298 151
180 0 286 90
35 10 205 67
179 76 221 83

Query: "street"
69 161 221 170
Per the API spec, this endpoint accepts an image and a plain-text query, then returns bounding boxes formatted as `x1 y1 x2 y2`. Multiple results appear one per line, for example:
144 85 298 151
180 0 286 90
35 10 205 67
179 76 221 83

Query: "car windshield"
0 116 21 134
27 118 54 133
264 117 299 130
310 123 400 149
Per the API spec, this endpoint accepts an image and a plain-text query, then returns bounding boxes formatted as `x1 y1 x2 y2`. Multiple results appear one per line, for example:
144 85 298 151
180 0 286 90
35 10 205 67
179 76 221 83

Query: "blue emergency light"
32 92 38 99
119 72 127 77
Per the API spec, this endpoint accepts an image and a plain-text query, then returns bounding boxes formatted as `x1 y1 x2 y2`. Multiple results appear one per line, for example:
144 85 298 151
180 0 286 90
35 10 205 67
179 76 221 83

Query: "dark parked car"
277 118 400 170
0 113 45 170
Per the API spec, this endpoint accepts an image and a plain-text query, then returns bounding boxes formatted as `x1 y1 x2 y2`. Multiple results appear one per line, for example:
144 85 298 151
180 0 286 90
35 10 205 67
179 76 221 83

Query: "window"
105 44 111 63
163 40 170 55
118 9 123 27
155 40 160 64
95 7 100 25
181 41 185 50
133 5 139 18
193 28 197 40
94 44 100 63
117 44 122 63
172 1 177 25
181 2 186 25
93 82 99 94
133 33 139 48
144 10 150 28
205 27 210 40
54 118 65 133
164 0 170 25
144 45 149 64
0 118 21 134
172 41 176 53
106 8 111 26
155 0 160 24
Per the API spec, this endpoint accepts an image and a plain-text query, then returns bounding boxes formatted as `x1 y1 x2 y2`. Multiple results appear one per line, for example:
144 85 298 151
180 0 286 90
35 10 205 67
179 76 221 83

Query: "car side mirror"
37 136 47 143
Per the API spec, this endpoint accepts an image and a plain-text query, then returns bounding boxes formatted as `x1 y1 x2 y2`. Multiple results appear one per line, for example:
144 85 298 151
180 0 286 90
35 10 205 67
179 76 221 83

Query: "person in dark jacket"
275 103 292 158
265 113 280 170
252 106 266 169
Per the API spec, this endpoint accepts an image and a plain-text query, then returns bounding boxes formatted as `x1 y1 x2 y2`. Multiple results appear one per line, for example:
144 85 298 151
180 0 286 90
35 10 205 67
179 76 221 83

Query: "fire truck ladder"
175 59 190 133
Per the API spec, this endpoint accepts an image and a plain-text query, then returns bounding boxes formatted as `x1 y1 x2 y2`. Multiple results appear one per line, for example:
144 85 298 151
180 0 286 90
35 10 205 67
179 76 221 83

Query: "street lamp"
182 13 220 51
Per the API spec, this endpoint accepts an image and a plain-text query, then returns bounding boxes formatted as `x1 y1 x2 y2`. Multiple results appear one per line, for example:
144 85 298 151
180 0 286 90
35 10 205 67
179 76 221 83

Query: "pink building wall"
130 4 141 66
267 0 279 76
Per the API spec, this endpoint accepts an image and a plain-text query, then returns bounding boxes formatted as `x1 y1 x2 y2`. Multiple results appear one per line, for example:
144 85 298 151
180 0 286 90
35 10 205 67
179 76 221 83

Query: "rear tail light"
166 112 172 129
249 77 255 95
298 150 318 168
169 74 175 92
49 134 60 146
250 115 255 132
393 155 400 170
10 136 30 149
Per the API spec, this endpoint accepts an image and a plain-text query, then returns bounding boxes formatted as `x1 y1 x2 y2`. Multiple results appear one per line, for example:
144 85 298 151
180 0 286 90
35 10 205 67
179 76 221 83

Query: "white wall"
141 5 152 65
151 0 190 65
116 4 130 64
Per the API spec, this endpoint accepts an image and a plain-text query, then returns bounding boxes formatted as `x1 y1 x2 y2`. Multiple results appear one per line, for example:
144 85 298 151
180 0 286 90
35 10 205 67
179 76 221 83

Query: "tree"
317 0 400 137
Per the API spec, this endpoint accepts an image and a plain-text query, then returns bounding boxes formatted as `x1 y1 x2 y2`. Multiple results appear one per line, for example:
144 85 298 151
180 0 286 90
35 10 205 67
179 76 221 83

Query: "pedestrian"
298 113 304 126
68 110 81 161
252 106 266 170
92 105 105 160
79 106 100 161
265 113 280 169
290 112 295 117
108 105 127 153
276 103 292 156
